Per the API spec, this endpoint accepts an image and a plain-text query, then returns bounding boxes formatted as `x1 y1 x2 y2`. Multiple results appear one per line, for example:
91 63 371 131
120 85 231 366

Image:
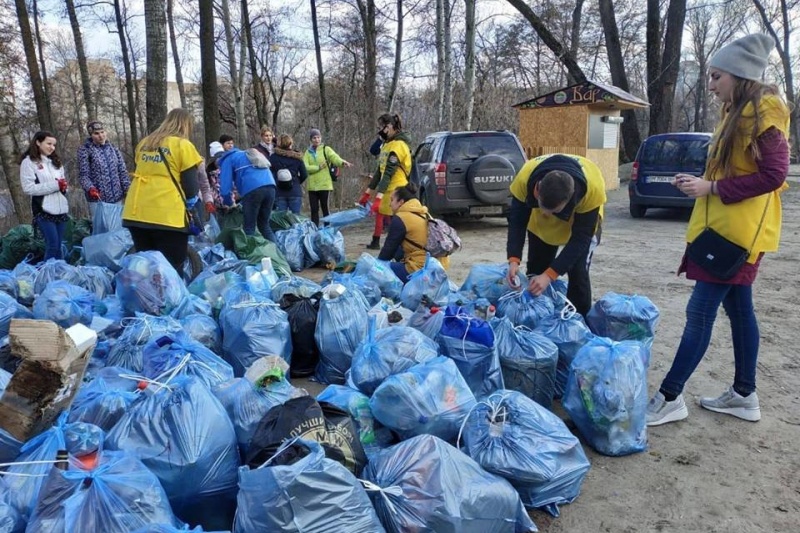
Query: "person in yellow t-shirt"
122 108 203 272
647 34 791 427
505 153 606 316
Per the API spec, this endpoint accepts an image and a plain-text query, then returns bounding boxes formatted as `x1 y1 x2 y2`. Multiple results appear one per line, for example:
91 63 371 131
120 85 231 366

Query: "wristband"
508 257 521 265
544 267 559 281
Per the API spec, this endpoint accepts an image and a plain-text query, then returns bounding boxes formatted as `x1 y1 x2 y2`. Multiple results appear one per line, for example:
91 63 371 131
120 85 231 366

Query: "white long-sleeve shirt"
20 155 69 215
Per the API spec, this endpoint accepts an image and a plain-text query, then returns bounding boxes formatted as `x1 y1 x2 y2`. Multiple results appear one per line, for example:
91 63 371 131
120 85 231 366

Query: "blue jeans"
275 196 302 214
389 261 410 283
661 281 759 396
241 185 276 243
38 218 66 261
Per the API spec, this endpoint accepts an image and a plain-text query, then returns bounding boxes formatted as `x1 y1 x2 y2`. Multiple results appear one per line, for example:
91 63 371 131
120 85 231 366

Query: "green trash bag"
0 225 44 269
64 218 93 265
231 229 292 276
270 210 309 231
216 208 246 250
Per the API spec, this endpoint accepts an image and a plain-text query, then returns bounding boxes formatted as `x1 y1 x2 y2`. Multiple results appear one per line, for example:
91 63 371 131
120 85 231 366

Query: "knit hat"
209 141 224 158
86 120 104 134
309 128 321 139
709 34 774 82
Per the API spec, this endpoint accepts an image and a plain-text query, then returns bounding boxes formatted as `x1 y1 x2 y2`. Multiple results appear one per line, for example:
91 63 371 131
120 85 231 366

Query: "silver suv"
413 131 526 217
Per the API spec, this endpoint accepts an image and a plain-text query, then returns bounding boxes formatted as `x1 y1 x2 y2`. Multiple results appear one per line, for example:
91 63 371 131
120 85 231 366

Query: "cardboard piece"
0 319 97 442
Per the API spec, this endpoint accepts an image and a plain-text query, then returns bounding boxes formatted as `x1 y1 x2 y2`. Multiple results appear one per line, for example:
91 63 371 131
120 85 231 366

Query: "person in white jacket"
20 131 70 261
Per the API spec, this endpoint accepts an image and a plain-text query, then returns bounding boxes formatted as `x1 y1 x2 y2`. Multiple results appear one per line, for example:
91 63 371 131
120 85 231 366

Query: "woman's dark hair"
21 131 62 168
219 134 235 144
392 182 418 202
377 112 403 131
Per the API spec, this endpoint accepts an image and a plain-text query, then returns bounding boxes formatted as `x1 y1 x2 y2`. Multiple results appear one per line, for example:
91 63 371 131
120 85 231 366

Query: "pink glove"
370 200 381 215
358 192 371 207
58 179 68 193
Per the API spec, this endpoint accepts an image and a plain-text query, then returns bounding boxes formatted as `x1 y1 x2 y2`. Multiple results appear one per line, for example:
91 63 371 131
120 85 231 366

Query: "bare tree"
242 0 267 127
387 0 404 112
570 0 585 63
64 0 94 120
110 0 138 148
144 0 168 131
647 0 688 135
463 0 476 129
14 0 51 131
166 0 186 108
199 0 220 154
310 0 330 134
220 0 248 143
355 0 378 120
31 0 54 130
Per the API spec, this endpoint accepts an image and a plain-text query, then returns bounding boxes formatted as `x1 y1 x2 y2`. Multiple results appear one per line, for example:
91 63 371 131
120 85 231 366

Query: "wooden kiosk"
513 80 649 190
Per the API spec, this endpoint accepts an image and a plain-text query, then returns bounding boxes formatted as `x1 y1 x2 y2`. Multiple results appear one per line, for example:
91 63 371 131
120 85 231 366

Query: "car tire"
466 154 516 205
629 203 647 218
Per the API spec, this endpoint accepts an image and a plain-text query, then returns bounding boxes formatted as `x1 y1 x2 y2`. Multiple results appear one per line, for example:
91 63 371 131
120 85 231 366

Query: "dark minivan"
414 131 526 217
628 132 712 218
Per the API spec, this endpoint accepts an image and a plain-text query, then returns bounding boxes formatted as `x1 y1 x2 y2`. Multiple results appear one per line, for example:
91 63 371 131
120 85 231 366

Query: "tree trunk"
435 0 445 128
310 0 330 134
443 0 453 129
569 0 585 85
463 0 476 129
505 0 586 84
14 0 51 131
144 0 168 131
31 0 54 132
386 0 403 112
647 0 687 135
199 0 220 155
0 100 25 224
242 0 266 127
166 0 186 108
356 0 378 120
237 7 249 142
598 0 642 160
220 0 246 144
113 0 138 148
65 0 94 120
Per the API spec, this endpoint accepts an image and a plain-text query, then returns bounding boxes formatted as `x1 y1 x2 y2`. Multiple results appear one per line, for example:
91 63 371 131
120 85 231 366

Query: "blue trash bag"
437 306 504 398
34 259 87 295
317 385 394 451
491 317 558 409
350 319 440 396
543 279 569 308
198 242 231 267
106 376 240 529
0 476 24 533
115 251 188 316
77 265 114 299
213 376 306 455
68 367 139 431
0 367 10 393
353 252 403 300
4 413 68 521
314 285 370 384
270 275 322 301
189 270 244 310
92 201 124 235
26 449 179 533
301 229 321 268
459 263 528 305
82 228 134 273
363 434 537 533
220 300 293 376
586 292 660 355
321 205 369 229
142 331 234 389
370 357 476 442
0 269 18 300
400 255 450 310
407 303 445 340
534 312 594 399
496 290 555 329
11 261 37 306
562 337 649 456
221 281 272 307
33 280 95 328
132 526 229 533
94 295 126 324
275 226 306 272
105 314 183 372
181 314 222 354
312 226 346 265
0 292 33 338
235 439 385 533
460 390 590 516
169 293 214 320
323 272 382 308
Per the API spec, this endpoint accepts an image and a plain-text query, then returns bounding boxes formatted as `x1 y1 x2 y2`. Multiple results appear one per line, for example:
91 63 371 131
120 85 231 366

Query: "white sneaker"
700 386 761 422
646 391 689 426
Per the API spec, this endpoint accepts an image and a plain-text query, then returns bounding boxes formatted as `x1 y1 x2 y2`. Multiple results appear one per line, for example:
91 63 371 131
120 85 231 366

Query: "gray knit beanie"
309 128 321 139
709 34 774 82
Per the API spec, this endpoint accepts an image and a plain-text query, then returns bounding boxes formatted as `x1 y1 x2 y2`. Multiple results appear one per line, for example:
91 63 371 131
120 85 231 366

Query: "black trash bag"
279 292 322 378
246 395 367 476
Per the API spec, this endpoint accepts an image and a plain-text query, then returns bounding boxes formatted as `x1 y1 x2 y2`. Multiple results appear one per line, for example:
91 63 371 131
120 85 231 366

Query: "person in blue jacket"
217 147 277 243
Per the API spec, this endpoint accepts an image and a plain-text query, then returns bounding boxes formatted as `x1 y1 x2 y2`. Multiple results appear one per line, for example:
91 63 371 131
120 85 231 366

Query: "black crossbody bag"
686 187 769 280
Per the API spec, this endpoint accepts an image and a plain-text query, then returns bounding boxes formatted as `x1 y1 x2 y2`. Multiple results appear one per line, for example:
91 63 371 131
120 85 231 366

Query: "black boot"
366 236 380 250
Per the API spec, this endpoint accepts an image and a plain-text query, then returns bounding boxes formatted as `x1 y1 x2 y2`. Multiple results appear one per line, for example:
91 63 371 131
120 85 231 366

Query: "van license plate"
471 206 503 215
646 176 674 184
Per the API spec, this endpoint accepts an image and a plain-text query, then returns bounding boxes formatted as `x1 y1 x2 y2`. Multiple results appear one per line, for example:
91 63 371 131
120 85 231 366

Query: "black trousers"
308 190 330 226
128 226 189 273
526 231 595 316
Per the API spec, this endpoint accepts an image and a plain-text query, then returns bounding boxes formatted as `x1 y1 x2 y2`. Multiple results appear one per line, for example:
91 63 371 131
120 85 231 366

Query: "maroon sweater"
680 127 789 285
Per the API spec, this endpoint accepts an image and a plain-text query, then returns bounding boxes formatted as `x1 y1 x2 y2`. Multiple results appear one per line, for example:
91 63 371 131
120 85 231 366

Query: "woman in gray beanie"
647 34 791 427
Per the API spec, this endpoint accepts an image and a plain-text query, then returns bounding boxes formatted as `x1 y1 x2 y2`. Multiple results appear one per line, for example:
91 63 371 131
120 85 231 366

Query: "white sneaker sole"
646 404 689 427
700 403 761 422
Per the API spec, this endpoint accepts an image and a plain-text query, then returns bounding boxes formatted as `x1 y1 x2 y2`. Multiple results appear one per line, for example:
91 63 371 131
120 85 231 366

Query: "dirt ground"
303 168 800 533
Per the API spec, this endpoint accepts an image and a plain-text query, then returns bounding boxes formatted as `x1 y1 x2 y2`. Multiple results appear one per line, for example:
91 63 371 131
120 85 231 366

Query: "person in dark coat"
269 133 308 214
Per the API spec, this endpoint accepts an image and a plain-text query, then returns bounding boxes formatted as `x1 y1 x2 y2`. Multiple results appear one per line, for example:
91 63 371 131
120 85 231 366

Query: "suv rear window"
641 138 709 169
444 134 525 168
